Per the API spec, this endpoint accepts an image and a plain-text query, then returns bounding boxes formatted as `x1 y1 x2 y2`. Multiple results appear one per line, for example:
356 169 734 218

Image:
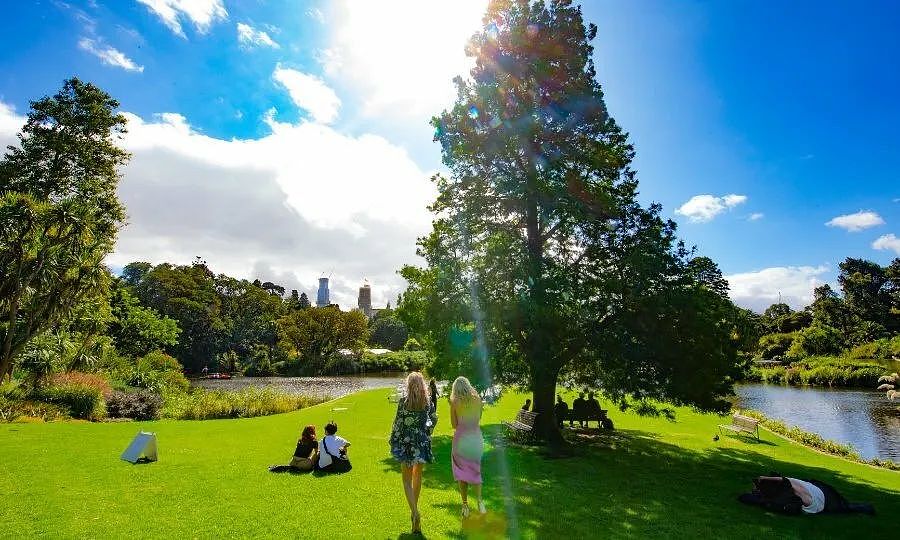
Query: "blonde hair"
405 371 429 411
450 376 479 404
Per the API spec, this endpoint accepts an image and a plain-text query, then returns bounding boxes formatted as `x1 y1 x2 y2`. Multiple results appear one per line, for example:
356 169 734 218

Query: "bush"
847 335 900 360
0 398 68 422
785 325 842 359
403 337 423 351
105 390 162 420
749 356 888 387
137 350 182 373
37 384 105 420
161 387 322 420
757 332 796 359
47 372 112 396
126 368 186 393
359 350 431 372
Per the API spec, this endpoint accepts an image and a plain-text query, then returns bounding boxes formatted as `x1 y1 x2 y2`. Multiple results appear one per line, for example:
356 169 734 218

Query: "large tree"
0 78 128 379
277 306 369 374
401 0 738 442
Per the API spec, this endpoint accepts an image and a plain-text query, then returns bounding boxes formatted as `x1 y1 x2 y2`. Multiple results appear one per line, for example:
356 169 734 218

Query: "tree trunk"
530 362 565 446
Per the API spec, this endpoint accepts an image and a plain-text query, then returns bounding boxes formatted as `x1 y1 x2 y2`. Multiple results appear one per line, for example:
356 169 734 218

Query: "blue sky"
1 0 898 311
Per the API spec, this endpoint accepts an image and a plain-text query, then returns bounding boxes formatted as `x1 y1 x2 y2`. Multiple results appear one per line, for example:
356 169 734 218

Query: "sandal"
478 500 487 514
461 502 470 519
412 511 421 533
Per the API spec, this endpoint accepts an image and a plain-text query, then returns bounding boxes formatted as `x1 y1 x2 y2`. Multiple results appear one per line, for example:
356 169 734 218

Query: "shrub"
105 390 162 421
847 335 900 360
161 387 323 420
403 337 423 351
785 325 842 359
359 350 431 372
757 332 796 359
0 398 68 422
126 363 189 393
37 384 105 420
137 350 182 373
48 372 112 396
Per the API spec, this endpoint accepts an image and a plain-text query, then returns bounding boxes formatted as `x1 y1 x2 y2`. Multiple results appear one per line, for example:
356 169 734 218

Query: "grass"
0 388 898 539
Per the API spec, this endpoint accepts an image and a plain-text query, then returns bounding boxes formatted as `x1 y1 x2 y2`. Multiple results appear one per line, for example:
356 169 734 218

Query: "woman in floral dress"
389 372 437 534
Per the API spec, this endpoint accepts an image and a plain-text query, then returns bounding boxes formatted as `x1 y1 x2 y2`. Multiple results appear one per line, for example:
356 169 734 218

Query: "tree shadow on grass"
386 423 899 539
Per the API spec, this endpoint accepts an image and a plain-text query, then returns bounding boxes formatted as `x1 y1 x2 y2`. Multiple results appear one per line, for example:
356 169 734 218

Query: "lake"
735 383 899 462
191 373 406 400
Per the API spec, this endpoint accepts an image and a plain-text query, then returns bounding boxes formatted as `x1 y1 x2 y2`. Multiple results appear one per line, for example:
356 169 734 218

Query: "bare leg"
473 483 482 504
412 463 424 507
401 464 416 514
458 481 469 504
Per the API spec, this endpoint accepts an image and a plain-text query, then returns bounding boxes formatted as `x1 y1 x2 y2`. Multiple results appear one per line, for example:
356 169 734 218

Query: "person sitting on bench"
521 399 531 411
586 392 602 428
318 421 352 473
554 395 569 428
572 392 587 428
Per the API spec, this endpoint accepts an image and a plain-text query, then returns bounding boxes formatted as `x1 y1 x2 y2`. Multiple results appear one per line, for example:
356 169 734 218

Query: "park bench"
503 409 538 434
567 408 614 430
718 413 760 440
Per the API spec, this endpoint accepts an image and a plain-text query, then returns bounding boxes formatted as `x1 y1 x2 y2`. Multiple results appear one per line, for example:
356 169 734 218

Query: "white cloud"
322 0 487 120
0 102 25 142
136 0 227 37
102 107 435 308
872 234 900 255
674 194 747 223
1 96 433 308
726 265 829 312
273 67 340 124
78 38 144 72
748 212 764 221
825 210 885 232
306 8 325 23
236 23 279 49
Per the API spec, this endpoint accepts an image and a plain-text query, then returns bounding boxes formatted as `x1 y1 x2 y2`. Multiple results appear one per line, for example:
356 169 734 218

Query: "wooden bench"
567 409 613 430
718 413 760 440
502 409 538 434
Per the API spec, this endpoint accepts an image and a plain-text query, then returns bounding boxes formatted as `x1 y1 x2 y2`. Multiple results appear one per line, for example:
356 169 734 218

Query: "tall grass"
161 387 326 420
748 356 887 387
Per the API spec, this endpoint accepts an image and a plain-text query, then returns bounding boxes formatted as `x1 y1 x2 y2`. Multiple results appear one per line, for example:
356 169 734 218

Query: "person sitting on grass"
289 425 319 471
318 421 352 473
554 395 569 428
268 424 320 473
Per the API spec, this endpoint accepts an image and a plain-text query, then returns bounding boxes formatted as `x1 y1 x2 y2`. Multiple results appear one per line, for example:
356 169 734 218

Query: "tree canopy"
1 78 129 379
399 0 740 441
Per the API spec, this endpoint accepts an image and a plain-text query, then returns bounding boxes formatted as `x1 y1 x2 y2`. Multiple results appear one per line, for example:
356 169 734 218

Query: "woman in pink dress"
450 376 485 517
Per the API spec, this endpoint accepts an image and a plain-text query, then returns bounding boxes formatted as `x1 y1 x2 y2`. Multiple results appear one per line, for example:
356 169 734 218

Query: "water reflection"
735 383 899 461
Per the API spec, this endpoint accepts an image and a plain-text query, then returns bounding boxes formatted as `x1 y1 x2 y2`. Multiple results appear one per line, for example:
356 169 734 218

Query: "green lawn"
0 389 897 539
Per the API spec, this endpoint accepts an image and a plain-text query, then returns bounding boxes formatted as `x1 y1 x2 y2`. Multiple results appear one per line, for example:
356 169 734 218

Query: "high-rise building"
316 277 330 307
358 281 372 318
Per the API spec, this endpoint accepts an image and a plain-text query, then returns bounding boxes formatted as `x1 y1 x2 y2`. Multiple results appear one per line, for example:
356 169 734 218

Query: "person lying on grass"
318 421 352 473
738 474 875 515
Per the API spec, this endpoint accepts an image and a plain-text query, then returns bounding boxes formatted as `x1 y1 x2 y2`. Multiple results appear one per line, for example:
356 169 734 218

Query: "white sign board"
121 431 158 463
